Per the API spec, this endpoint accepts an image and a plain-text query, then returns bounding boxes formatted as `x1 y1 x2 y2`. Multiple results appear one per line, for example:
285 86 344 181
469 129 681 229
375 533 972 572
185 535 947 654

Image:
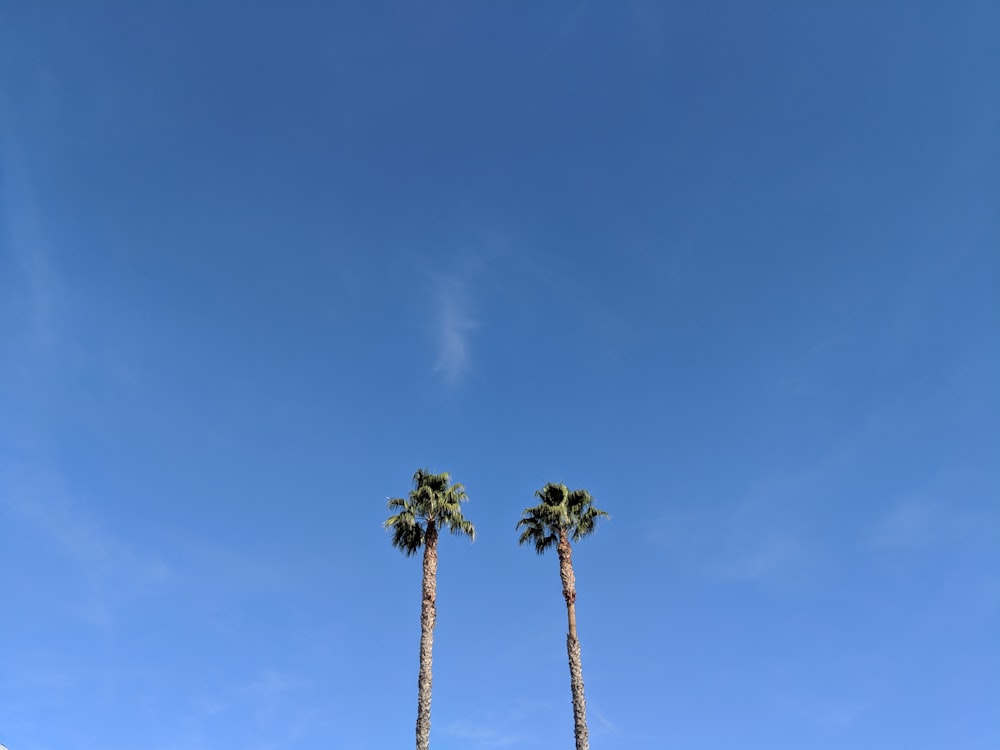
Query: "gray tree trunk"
416 522 438 750
558 533 589 750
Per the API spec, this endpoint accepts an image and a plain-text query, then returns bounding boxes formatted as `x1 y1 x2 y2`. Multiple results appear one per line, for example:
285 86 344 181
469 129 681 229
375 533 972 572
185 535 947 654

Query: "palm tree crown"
517 482 609 553
517 481 608 750
385 468 475 750
385 468 476 554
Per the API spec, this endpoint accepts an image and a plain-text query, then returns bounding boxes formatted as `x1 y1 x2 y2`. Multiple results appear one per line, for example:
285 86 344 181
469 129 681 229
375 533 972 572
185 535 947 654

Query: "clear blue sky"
2 2 998 749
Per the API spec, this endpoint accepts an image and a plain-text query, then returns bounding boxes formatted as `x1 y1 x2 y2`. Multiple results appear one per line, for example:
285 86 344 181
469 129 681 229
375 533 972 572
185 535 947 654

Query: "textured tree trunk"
557 531 589 750
416 521 438 750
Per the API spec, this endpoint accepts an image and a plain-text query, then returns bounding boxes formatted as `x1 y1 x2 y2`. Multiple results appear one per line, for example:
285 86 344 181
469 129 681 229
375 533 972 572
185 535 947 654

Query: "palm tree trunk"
416 521 438 750
557 532 589 750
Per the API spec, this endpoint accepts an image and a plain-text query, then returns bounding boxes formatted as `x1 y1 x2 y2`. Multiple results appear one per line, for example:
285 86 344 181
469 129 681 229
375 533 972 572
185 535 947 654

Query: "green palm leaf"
516 482 608 750
384 468 475 750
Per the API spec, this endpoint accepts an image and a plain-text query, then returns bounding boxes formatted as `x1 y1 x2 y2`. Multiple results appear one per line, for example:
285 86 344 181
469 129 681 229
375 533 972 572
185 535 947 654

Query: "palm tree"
517 482 610 750
385 469 476 750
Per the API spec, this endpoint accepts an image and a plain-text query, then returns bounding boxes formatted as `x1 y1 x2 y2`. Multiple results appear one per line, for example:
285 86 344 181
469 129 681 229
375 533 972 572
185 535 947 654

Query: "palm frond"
385 508 424 556
518 482 609 552
386 496 408 511
385 468 475 555
535 531 557 554
443 516 476 541
516 507 556 554
571 504 611 541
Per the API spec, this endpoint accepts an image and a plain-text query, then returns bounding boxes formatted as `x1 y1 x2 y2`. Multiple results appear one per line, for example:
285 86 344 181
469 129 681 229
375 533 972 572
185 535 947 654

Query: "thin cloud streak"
0 99 60 354
711 536 803 582
773 688 879 731
0 464 173 629
647 479 814 586
432 273 478 386
869 494 1000 551
439 718 527 748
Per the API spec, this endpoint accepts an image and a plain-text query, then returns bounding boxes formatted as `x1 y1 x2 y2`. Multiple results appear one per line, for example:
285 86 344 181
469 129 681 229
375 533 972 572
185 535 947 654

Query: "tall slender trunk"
416 521 438 750
557 531 589 750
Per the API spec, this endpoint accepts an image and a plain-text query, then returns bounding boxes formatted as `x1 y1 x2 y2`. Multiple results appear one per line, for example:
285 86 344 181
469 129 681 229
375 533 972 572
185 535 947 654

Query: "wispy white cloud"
198 668 309 716
0 465 174 628
147 667 324 750
437 693 561 748
434 279 478 385
646 419 892 584
589 706 620 736
774 688 878 731
420 248 491 386
869 494 1000 551
711 535 803 582
192 669 323 750
648 486 811 586
439 718 527 748
503 248 643 353
422 238 636 385
0 96 61 354
869 499 938 550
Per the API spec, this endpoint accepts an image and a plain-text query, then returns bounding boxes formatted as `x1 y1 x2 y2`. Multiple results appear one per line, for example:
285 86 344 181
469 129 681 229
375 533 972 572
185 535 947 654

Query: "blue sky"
1 2 998 748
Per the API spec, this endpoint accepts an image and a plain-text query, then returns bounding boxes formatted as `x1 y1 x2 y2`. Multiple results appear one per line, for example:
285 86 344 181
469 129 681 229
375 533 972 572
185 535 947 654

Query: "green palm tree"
517 482 610 750
385 469 476 750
